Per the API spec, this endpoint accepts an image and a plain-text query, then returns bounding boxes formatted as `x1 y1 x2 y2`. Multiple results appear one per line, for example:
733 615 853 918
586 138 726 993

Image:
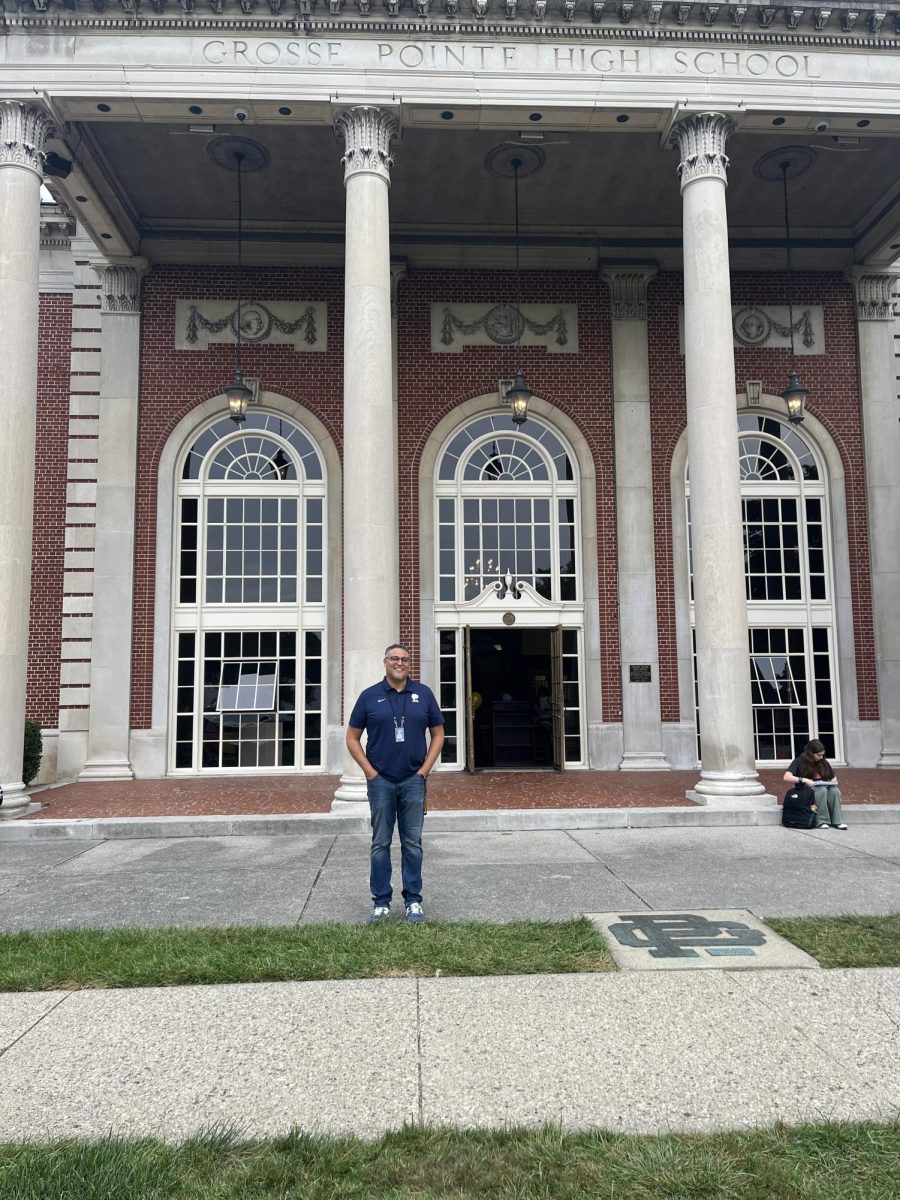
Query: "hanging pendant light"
508 157 533 426
779 160 807 425
226 148 252 425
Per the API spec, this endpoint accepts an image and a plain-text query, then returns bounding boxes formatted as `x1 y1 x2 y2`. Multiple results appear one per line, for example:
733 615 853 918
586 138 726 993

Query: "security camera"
233 107 249 123
814 119 830 134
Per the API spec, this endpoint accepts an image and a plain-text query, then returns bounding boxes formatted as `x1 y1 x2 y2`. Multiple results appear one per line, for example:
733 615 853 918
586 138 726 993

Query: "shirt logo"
377 698 387 703
411 693 420 703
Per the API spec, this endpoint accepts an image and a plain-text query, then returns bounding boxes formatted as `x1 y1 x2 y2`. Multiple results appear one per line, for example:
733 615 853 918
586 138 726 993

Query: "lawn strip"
765 914 900 969
2 1121 899 1200
0 918 613 992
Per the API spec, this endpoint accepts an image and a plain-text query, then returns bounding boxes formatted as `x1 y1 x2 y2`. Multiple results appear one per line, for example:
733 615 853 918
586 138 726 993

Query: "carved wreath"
732 305 815 350
186 302 318 346
441 303 568 348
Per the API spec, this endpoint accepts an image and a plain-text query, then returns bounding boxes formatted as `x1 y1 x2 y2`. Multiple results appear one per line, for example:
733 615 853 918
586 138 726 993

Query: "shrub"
23 719 43 787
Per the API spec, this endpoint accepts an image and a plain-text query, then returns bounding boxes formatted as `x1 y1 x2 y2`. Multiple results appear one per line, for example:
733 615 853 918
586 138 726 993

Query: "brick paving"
19 768 898 820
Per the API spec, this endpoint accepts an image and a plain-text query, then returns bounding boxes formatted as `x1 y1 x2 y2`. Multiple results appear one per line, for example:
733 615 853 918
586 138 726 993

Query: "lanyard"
387 687 408 731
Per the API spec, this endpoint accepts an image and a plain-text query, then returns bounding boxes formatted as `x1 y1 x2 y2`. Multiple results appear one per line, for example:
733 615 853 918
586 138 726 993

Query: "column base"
333 773 368 805
79 758 135 782
687 770 777 807
876 753 900 768
0 781 29 815
619 753 672 771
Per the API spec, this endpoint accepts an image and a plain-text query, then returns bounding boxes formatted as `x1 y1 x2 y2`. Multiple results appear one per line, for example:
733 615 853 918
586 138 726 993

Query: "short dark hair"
384 643 411 658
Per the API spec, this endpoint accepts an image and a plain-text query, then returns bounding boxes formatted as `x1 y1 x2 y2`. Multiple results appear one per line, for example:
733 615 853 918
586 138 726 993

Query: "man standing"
346 643 445 924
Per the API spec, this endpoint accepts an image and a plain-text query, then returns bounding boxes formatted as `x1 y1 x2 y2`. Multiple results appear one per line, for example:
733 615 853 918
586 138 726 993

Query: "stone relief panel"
175 300 327 352
431 302 578 354
677 304 825 355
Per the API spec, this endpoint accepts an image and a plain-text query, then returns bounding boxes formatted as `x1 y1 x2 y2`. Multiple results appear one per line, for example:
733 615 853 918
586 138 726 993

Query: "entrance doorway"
466 627 561 770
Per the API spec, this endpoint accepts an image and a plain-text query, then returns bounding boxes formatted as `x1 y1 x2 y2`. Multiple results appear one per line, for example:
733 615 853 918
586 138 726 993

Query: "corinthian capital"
92 259 149 314
0 102 54 175
669 112 734 191
847 267 900 322
335 106 400 185
601 266 658 320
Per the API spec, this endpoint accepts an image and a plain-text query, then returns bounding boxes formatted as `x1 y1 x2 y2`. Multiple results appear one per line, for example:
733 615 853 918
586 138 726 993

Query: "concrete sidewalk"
2 968 899 1141
2 821 899 1142
2 823 900 929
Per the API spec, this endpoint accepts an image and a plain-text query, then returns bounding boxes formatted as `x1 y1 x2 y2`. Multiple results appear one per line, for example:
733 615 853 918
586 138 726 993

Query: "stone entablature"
2 0 898 38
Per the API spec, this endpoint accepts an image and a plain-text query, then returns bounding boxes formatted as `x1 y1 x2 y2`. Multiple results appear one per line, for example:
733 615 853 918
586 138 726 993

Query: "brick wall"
28 294 72 723
128 262 874 737
131 266 345 728
649 270 877 723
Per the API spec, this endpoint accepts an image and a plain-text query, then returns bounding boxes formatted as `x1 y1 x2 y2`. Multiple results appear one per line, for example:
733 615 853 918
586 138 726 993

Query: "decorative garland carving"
732 304 814 348
334 106 399 185
669 112 734 191
186 301 319 344
0 101 53 175
440 302 568 347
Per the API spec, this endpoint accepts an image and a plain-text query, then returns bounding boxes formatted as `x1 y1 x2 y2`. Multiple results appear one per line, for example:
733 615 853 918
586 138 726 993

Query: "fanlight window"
182 412 322 481
436 414 579 603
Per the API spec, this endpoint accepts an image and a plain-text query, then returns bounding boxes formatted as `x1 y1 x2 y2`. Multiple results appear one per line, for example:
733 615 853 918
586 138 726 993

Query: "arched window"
172 412 326 772
435 413 579 603
687 414 840 762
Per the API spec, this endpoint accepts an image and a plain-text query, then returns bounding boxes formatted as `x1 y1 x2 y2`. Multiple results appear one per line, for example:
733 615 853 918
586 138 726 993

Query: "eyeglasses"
385 656 410 665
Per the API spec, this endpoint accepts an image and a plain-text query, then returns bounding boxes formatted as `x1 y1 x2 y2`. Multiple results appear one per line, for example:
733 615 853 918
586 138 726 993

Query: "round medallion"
206 135 271 174
732 306 772 347
483 304 526 346
502 612 516 626
234 303 273 343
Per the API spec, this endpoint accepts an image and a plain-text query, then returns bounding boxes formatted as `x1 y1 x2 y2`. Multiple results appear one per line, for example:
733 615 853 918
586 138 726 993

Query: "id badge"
395 726 405 743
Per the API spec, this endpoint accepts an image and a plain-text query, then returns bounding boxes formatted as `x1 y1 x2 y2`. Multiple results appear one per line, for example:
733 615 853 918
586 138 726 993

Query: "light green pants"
813 785 844 827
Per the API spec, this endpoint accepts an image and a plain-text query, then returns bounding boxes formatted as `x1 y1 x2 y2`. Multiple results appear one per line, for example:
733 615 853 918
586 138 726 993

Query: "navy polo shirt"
348 678 444 782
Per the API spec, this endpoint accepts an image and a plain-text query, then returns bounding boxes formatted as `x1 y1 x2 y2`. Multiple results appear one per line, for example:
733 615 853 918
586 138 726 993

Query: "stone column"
670 113 767 802
602 266 670 769
333 106 400 803
848 268 900 767
80 260 147 781
0 101 53 814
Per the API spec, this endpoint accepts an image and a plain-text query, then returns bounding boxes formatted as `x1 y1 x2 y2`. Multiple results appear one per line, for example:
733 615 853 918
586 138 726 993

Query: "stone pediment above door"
437 576 584 626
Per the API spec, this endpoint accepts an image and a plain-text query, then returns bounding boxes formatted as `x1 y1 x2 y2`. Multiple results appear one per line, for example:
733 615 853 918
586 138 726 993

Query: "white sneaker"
368 905 391 924
818 823 830 829
835 823 848 830
405 901 425 924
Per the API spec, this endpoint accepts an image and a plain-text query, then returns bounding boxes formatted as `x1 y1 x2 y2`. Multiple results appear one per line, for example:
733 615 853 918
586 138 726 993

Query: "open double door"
462 625 565 772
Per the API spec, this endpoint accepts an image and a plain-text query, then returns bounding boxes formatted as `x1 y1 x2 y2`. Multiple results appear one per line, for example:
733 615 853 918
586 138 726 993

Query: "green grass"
2 1122 899 1199
0 918 613 992
765 914 900 969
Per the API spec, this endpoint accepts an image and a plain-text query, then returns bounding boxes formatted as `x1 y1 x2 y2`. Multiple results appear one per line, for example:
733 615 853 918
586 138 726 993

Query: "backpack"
782 783 818 829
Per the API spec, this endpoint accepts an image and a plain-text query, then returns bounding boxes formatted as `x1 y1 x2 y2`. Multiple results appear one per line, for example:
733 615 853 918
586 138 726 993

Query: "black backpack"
782 783 818 829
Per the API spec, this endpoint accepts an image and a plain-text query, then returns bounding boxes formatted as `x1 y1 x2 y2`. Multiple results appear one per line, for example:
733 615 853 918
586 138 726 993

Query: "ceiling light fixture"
779 160 807 424
225 149 252 424
506 156 533 427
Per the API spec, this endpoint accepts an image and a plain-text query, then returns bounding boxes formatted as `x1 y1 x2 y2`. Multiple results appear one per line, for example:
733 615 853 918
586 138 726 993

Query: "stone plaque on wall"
176 300 327 352
432 302 578 354
677 305 825 355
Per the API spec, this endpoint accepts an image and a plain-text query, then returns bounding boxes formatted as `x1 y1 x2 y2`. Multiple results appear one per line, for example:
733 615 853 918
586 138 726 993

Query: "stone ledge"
1 804 897 840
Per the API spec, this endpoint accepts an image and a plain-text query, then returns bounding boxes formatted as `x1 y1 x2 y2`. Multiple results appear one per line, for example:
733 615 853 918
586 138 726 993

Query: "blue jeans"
367 773 425 906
